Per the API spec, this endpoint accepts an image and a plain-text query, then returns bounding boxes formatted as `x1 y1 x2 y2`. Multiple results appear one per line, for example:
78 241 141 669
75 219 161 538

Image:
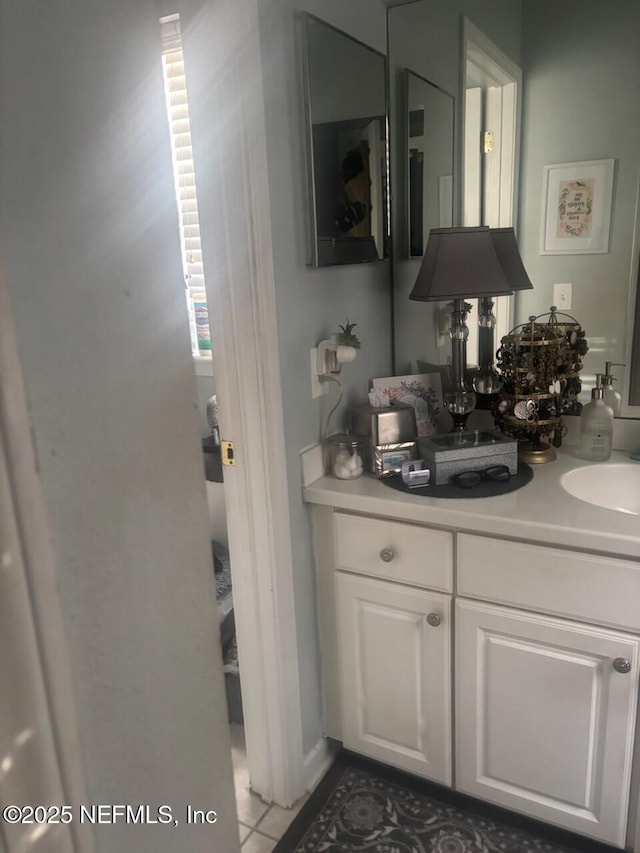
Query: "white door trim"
0 275 94 853
461 18 522 356
182 0 305 806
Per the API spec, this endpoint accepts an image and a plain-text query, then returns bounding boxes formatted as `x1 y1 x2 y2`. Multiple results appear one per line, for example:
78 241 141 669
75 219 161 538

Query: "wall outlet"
553 282 572 311
310 348 327 399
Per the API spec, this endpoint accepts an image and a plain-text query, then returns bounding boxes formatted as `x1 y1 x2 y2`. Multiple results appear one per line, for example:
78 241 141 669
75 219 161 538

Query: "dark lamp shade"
409 226 533 302
490 227 534 294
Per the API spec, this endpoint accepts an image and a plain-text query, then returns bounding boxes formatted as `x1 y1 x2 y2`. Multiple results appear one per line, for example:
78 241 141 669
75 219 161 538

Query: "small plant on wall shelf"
335 319 361 349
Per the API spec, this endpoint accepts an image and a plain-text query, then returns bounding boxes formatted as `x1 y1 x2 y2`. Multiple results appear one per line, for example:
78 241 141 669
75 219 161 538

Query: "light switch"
553 282 572 311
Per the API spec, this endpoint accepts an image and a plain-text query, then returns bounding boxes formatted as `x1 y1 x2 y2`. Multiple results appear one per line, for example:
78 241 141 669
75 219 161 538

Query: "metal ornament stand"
494 307 588 463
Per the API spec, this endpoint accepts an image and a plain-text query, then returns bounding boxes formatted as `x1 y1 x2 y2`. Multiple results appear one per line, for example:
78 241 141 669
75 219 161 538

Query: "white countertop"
303 448 640 560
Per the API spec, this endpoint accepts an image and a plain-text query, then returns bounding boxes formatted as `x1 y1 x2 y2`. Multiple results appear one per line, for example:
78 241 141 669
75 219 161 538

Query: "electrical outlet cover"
310 348 327 398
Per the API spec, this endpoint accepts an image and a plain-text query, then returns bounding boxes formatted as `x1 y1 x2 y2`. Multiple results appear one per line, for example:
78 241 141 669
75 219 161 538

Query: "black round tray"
381 462 533 499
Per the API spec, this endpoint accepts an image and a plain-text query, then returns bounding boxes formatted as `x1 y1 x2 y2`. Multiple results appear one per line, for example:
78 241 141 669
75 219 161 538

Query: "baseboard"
302 736 338 794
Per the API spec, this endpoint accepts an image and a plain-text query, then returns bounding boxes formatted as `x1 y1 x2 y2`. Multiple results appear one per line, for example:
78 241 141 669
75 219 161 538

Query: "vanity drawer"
334 512 452 592
458 533 640 632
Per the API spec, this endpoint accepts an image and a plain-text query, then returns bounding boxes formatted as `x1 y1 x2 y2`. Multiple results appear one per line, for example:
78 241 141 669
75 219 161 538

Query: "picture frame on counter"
371 372 442 436
373 442 418 478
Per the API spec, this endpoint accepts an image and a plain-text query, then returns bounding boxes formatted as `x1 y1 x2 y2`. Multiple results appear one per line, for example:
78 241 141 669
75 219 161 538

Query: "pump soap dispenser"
579 375 614 461
601 362 625 416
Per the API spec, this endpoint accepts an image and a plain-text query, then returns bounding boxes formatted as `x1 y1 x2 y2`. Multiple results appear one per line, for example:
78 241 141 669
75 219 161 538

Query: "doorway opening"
159 9 252 824
461 18 522 365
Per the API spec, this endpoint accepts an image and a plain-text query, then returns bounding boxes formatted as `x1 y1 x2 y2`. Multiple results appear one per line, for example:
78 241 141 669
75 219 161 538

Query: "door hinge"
483 131 494 153
221 440 235 466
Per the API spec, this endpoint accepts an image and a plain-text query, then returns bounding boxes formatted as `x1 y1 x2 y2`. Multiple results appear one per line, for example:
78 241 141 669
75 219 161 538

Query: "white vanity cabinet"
455 532 640 848
456 599 639 847
336 572 451 784
310 500 640 850
313 508 453 785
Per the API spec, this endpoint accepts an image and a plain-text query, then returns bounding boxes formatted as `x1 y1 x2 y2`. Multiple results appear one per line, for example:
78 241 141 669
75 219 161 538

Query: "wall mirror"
388 0 640 416
406 71 454 257
301 14 389 267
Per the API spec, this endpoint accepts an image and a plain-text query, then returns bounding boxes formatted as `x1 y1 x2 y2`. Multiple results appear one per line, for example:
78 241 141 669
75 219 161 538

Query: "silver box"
352 402 417 473
418 430 518 486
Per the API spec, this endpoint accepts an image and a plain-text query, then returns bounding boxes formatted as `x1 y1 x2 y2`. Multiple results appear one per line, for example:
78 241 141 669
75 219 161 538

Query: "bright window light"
160 13 210 358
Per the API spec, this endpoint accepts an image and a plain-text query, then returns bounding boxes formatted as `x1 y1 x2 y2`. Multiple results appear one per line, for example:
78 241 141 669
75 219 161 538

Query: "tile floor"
230 723 309 852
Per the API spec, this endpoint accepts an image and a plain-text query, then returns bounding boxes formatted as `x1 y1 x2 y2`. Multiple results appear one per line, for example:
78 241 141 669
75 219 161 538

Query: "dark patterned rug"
273 751 619 853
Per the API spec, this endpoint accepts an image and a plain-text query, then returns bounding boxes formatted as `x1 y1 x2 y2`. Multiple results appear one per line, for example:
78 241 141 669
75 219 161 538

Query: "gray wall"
0 3 238 851
515 0 640 397
389 0 523 373
258 0 393 754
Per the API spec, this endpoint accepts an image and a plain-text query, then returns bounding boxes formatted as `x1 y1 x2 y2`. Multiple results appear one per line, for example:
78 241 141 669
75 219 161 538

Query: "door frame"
181 0 306 807
461 18 522 358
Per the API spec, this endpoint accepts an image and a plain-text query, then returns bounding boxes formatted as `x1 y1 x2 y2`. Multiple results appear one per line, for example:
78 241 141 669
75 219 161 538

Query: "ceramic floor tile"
255 795 309 840
241 830 276 852
235 788 269 826
238 822 252 842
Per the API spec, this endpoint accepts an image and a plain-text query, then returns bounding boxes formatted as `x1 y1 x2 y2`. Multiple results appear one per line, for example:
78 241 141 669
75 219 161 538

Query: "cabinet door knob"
426 612 441 627
613 657 632 674
379 548 394 563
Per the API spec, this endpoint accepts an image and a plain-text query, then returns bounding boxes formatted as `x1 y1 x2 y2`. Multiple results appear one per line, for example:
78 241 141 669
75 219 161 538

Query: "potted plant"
320 320 362 375
335 319 361 351
330 320 360 371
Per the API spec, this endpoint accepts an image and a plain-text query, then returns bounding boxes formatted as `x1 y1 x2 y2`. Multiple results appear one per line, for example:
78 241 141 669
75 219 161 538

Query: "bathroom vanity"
304 449 640 849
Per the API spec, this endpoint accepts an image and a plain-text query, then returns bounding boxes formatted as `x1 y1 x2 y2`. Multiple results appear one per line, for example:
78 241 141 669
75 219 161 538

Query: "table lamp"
409 226 533 431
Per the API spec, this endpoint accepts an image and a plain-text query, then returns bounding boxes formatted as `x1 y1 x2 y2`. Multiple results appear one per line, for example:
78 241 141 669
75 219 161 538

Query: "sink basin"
561 463 640 515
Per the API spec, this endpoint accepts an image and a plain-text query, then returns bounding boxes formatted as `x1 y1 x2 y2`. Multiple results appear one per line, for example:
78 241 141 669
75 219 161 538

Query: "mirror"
301 14 389 267
388 0 640 414
406 70 454 257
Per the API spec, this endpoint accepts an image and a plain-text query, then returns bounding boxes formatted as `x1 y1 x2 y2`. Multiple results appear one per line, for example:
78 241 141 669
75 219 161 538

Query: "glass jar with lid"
327 432 365 480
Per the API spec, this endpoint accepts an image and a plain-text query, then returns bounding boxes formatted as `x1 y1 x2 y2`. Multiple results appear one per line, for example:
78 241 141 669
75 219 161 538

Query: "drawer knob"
427 612 441 628
613 657 632 674
379 548 394 563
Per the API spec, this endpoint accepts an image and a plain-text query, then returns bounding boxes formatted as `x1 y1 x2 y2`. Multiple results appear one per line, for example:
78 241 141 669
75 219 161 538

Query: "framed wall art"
540 159 615 255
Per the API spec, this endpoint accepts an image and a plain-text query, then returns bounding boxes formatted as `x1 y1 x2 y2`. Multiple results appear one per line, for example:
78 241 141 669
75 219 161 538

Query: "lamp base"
450 412 473 433
518 439 556 464
445 383 476 433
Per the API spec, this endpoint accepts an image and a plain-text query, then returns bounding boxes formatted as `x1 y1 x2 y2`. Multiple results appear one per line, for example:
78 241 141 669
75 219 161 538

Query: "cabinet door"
336 571 451 784
456 599 640 847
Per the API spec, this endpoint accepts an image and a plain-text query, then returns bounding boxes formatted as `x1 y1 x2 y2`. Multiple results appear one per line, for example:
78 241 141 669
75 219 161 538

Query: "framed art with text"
540 159 615 255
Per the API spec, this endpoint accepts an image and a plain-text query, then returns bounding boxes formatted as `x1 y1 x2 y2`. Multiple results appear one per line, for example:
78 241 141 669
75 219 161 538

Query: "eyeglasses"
451 465 511 489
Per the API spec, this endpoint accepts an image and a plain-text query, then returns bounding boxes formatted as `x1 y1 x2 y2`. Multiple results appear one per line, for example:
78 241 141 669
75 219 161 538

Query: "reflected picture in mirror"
406 70 454 257
301 14 388 267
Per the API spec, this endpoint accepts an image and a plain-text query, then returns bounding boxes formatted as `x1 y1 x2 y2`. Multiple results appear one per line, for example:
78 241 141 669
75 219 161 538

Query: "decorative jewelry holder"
493 307 588 463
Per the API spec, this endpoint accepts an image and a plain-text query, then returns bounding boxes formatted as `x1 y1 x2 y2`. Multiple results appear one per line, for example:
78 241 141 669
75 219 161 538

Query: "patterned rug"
273 752 618 853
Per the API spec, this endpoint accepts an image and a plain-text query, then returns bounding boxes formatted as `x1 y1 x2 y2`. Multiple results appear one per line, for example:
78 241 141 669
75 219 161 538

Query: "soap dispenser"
579 375 614 461
601 362 625 416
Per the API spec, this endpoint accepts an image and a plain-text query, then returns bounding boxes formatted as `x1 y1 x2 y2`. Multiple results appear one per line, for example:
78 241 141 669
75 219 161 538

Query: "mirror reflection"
302 14 388 267
389 0 640 415
406 71 454 257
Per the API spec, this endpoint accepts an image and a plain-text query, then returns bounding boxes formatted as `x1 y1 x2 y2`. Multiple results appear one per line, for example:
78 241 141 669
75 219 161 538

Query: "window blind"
160 14 208 354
